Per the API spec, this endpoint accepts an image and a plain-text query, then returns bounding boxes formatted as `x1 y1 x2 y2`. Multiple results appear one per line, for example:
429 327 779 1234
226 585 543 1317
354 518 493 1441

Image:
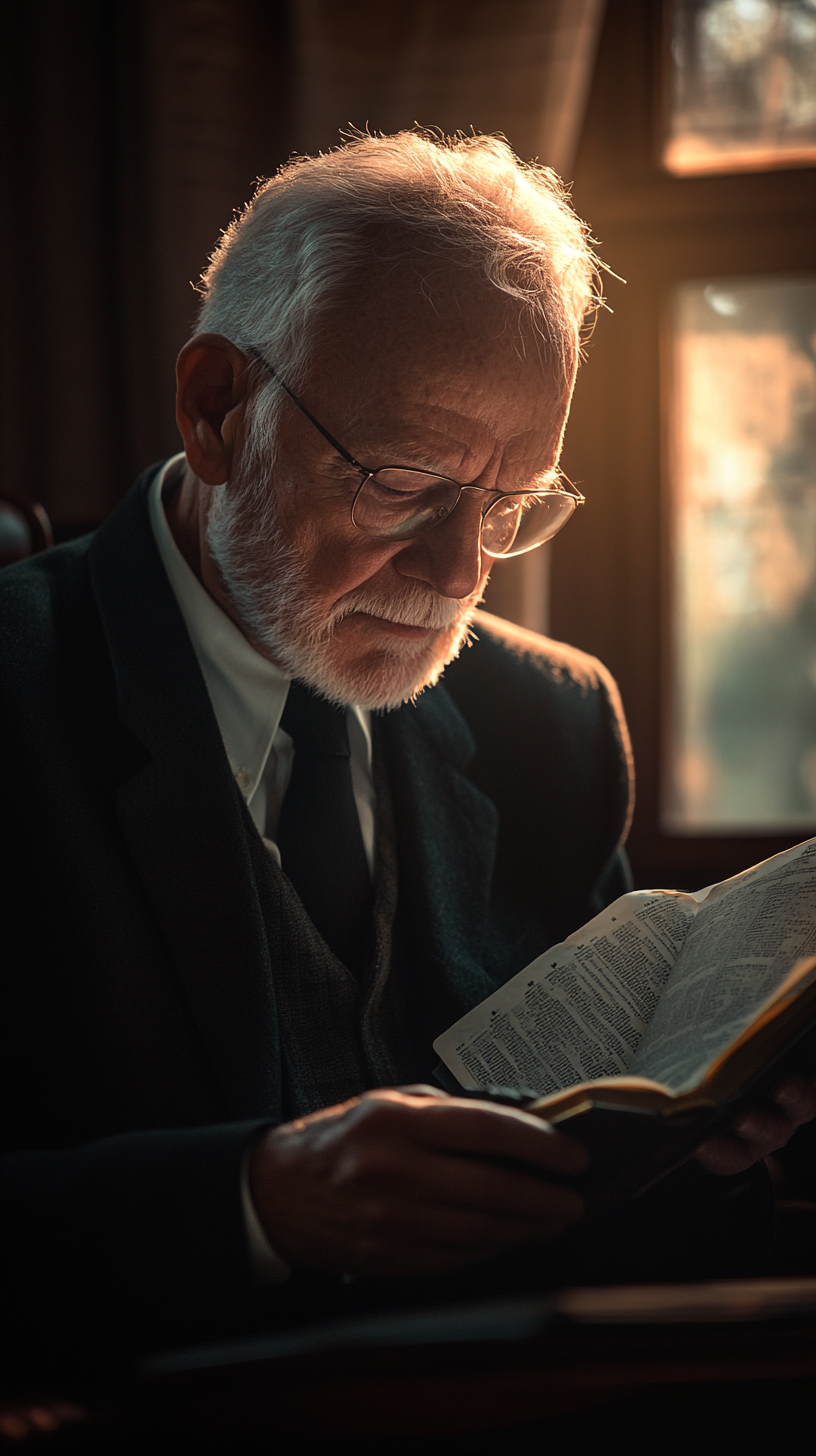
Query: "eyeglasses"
245 345 584 558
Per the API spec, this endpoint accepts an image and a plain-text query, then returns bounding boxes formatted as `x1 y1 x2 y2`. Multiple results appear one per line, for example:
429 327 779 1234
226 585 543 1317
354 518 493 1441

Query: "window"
666 274 816 831
665 0 816 175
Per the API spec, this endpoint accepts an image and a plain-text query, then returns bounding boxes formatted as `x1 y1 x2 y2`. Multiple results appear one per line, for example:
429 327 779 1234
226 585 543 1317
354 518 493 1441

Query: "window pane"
664 0 816 175
665 275 816 833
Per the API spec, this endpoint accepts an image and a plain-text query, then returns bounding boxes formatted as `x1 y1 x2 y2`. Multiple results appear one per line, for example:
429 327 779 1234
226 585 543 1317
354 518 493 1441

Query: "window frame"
549 0 816 889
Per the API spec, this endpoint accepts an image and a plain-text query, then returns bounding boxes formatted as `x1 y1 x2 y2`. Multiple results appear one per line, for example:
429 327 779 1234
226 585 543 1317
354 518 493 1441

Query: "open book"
434 838 816 1207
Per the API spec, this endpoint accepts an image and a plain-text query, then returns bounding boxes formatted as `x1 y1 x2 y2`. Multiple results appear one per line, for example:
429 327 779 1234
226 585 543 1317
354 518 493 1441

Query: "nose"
394 488 487 599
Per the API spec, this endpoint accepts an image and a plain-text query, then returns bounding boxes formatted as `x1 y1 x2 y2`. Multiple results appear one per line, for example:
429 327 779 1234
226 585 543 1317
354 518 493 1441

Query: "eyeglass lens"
351 468 577 557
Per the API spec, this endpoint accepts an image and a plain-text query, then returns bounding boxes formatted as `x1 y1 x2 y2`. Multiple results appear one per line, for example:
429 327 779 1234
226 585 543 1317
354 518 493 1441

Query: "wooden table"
3 1281 814 1447
136 1279 816 1441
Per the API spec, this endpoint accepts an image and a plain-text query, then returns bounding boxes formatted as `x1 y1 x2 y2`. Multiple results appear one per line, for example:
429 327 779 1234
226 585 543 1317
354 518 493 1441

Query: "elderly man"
2 132 813 1383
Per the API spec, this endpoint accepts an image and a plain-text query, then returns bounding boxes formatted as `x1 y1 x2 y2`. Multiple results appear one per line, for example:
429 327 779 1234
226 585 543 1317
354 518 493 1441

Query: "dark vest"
242 721 419 1118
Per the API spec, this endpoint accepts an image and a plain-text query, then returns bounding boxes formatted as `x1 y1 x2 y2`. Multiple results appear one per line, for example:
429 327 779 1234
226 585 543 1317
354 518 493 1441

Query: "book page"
434 890 699 1095
631 839 816 1093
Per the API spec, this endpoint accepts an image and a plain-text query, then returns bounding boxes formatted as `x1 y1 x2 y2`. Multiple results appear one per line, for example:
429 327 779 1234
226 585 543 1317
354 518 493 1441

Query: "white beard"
205 458 483 710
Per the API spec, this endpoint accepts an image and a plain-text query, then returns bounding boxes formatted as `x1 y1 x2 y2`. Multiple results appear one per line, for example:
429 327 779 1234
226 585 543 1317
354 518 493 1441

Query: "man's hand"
248 1086 587 1277
695 1074 816 1176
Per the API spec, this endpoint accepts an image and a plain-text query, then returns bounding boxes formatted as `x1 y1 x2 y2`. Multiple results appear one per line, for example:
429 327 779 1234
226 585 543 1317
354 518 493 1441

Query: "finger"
395 1200 582 1254
730 1108 796 1150
771 1075 816 1125
405 1150 586 1223
338 1191 584 1272
319 1116 585 1223
390 1096 588 1174
695 1137 759 1176
392 1084 449 1099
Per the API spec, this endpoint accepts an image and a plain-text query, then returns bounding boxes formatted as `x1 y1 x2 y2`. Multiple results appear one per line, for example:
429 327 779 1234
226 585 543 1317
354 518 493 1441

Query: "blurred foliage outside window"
666 276 816 832
665 0 816 174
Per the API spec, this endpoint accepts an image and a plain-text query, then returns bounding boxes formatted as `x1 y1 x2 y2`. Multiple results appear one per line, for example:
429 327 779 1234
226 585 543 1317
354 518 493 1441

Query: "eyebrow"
343 422 472 477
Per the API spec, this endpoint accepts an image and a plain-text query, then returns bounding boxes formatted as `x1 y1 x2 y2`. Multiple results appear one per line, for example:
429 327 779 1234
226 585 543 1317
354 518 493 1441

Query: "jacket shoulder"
444 609 630 750
441 610 634 933
0 538 96 668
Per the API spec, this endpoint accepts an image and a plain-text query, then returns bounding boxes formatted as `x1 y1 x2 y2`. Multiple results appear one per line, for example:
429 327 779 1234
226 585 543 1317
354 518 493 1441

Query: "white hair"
197 130 602 463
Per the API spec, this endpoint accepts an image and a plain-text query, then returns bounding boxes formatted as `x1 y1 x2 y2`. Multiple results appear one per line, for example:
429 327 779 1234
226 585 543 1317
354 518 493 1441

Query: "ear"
175 334 252 485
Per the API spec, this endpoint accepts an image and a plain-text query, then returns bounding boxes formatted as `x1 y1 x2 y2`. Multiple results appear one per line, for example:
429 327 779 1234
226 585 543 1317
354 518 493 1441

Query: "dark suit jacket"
0 462 650 1380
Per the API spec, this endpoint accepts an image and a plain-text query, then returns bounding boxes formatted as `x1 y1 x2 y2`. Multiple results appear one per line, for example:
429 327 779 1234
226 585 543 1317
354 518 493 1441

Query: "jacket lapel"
379 682 500 1025
88 469 282 1120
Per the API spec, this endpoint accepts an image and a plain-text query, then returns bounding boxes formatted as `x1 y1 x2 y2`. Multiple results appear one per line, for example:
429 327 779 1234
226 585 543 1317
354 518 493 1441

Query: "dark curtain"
292 0 604 173
1 0 293 531
1 0 603 568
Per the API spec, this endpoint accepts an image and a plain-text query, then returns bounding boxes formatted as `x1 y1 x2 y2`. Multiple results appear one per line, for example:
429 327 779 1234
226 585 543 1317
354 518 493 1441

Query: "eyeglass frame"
244 344 585 555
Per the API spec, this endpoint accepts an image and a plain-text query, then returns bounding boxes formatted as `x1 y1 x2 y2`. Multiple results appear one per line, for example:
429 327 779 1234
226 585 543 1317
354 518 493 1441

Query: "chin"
310 620 471 710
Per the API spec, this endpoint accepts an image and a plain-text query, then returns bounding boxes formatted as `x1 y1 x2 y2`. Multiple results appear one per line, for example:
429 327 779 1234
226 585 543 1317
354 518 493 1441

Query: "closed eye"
367 468 456 498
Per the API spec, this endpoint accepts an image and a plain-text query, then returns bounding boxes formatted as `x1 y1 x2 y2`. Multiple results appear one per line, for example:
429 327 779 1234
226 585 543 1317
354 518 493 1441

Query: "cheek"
305 530 407 600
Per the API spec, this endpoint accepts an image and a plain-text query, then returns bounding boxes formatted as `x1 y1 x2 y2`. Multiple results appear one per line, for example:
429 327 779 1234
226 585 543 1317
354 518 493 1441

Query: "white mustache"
330 584 467 631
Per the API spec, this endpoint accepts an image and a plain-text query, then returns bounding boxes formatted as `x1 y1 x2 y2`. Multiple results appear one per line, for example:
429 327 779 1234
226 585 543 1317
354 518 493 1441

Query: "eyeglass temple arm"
245 346 366 473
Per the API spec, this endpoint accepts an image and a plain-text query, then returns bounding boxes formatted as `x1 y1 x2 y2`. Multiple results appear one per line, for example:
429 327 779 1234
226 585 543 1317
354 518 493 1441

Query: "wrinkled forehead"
302 258 567 427
318 255 547 366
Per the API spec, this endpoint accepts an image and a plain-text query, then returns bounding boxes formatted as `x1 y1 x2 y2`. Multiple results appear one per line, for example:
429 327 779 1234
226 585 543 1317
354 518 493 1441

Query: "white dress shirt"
148 456 377 1285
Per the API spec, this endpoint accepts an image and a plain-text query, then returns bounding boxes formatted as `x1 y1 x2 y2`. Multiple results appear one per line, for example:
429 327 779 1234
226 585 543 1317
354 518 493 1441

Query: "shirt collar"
148 457 289 804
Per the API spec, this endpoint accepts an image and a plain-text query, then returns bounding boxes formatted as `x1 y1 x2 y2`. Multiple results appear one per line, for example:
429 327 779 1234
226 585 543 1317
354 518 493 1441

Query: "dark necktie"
276 681 372 976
